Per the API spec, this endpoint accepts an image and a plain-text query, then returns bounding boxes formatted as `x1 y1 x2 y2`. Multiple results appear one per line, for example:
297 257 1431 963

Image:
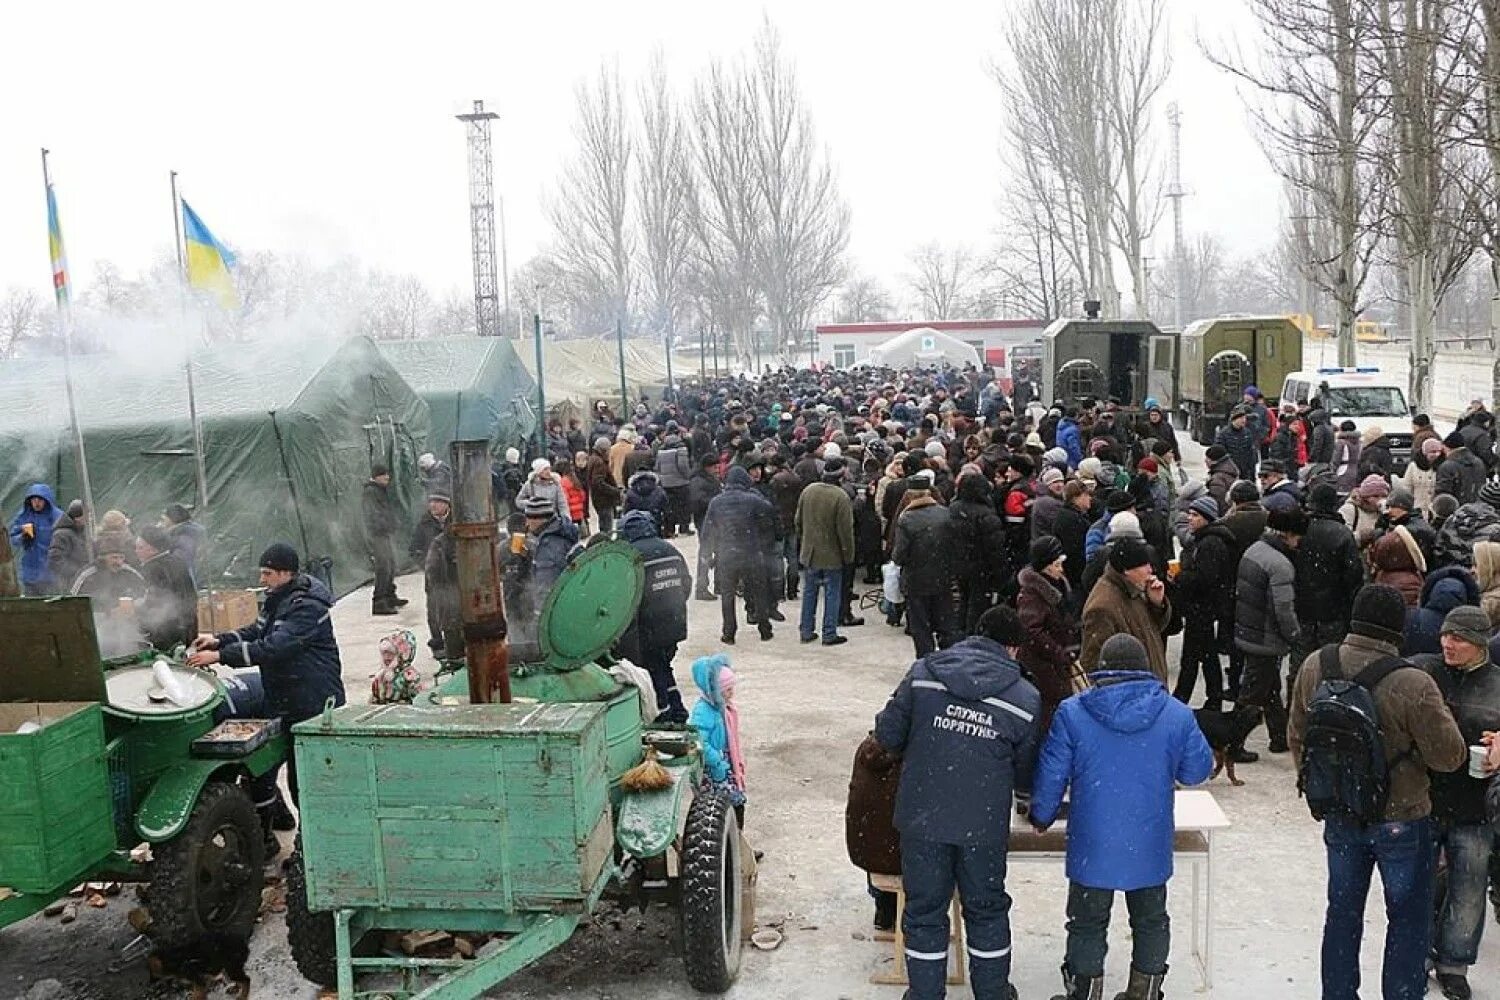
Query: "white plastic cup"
1470 745 1491 779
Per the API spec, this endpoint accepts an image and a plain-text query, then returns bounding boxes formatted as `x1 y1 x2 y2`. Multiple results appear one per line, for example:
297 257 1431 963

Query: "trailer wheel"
285 838 338 987
144 781 265 949
679 787 743 993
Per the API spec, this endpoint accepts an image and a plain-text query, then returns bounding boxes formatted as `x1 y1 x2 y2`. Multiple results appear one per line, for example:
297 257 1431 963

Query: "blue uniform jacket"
1030 671 1214 891
874 637 1042 846
1057 419 1083 469
214 574 346 722
8 483 60 588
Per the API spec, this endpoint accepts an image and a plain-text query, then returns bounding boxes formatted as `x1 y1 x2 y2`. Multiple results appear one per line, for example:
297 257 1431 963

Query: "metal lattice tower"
1165 102 1187 332
457 99 502 337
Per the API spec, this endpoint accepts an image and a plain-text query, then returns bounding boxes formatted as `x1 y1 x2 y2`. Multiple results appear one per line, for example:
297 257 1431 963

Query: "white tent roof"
865 327 982 368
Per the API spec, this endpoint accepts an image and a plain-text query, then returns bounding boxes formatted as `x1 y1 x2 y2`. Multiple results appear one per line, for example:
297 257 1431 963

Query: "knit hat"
1009 454 1035 477
1137 457 1159 475
1386 486 1415 512
1098 634 1150 672
95 532 133 557
1206 444 1228 462
258 542 299 573
1360 425 1385 447
1229 480 1260 505
1350 584 1409 644
1105 491 1137 514
823 441 843 460
1077 457 1104 483
371 461 390 478
522 496 557 518
1444 431 1467 449
66 499 85 519
418 453 437 470
1108 536 1152 572
975 605 1027 647
821 457 847 479
1266 506 1308 536
531 458 551 473
427 487 451 504
1440 605 1493 649
1029 535 1066 573
1188 495 1220 522
1422 437 1445 458
1040 467 1065 487
1309 482 1341 512
1108 511 1144 540
1355 475 1391 500
1431 493 1459 521
165 503 192 524
1259 458 1285 475
1043 446 1068 468
1025 431 1045 450
1481 481 1500 510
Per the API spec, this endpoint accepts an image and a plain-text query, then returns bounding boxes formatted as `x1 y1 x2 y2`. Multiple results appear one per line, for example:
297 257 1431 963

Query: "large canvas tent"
377 336 538 456
516 338 672 420
0 336 429 599
865 327 982 369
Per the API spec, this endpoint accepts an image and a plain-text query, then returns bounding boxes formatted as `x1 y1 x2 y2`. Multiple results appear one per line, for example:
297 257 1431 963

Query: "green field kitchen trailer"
1177 316 1303 443
1041 317 1175 411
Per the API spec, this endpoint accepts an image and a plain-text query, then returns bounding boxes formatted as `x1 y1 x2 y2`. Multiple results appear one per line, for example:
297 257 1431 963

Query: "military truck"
1041 316 1176 411
1177 316 1303 445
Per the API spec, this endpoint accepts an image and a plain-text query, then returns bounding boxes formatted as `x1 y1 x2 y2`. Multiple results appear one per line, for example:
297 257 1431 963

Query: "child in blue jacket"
689 654 746 823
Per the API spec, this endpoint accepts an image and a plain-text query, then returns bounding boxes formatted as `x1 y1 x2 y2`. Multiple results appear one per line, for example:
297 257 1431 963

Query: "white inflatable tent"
865 326 983 369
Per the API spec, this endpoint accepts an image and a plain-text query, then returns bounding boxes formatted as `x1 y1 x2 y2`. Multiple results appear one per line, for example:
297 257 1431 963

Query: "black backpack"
1297 645 1412 824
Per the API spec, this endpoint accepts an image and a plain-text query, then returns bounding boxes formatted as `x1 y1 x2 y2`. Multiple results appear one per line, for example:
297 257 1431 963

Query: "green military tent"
0 336 429 599
375 336 538 457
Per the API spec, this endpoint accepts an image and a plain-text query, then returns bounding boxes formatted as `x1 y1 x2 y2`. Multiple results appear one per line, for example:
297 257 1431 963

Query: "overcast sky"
0 0 1280 315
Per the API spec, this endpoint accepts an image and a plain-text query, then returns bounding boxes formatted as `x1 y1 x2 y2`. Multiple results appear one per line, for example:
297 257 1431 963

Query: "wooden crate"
0 703 116 893
196 590 259 632
295 702 612 914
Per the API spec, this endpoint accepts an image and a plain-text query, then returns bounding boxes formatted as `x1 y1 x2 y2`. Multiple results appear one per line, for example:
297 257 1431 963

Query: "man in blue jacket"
187 542 346 808
1029 634 1214 1000
874 606 1042 1000
8 483 62 595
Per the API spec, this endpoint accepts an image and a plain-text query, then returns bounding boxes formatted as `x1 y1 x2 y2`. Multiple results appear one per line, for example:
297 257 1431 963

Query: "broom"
620 746 674 792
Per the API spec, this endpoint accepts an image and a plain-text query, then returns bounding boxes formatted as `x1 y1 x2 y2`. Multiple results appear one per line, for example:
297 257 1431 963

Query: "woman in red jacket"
556 458 590 536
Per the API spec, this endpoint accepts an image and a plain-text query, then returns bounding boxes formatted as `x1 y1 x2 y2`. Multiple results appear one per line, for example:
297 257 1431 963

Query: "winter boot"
1113 966 1166 1000
1051 963 1105 1000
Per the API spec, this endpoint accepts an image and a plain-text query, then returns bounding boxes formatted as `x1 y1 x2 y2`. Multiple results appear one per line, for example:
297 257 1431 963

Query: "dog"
146 933 251 999
1193 704 1264 786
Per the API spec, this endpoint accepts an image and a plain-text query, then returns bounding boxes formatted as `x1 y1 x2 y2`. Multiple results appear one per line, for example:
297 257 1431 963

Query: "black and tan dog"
1193 704 1264 786
147 933 251 999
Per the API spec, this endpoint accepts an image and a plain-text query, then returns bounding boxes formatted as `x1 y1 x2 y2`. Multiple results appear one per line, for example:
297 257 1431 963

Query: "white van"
1280 368 1420 471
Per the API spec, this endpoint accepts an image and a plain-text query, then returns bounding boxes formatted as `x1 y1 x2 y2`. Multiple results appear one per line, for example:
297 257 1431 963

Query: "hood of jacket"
724 466 754 492
923 636 1028 702
955 472 992 504
1222 505 1268 546
1078 671 1171 733
1209 456 1239 478
1475 542 1500 592
691 653 730 708
1420 565 1479 613
628 470 661 492
19 483 57 513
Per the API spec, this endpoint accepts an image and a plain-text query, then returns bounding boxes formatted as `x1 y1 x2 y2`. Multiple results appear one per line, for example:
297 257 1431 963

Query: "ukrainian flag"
47 184 69 306
182 200 238 309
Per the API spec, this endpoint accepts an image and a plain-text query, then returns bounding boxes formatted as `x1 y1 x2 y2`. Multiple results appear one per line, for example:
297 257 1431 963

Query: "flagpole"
169 171 211 526
41 148 96 546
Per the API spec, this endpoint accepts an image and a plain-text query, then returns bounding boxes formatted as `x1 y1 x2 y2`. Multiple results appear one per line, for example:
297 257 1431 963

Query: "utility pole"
616 319 629 415
456 100 502 338
532 313 546 457
1165 103 1187 331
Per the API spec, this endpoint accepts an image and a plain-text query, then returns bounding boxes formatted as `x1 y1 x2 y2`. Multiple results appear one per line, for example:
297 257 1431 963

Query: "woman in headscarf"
371 629 424 705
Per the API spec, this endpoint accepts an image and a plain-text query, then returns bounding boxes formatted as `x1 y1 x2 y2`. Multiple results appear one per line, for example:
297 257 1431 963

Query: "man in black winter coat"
1294 484 1365 666
874 607 1041 1000
1438 432 1489 505
46 499 91 594
702 465 777 643
1306 409 1336 466
363 462 403 615
1371 487 1438 570
1214 409 1259 482
133 526 198 650
1458 410 1497 471
616 511 691 722
1173 496 1237 709
893 472 959 658
949 472 1007 633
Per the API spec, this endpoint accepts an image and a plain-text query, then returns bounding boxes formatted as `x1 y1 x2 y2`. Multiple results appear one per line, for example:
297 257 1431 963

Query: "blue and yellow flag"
47 184 69 306
182 200 238 309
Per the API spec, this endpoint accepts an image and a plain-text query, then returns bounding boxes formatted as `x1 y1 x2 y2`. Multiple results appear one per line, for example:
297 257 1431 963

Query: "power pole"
457 100 502 338
1165 102 1186 331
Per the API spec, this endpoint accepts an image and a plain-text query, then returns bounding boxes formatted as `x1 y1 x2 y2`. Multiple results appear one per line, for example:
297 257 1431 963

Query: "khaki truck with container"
1178 316 1303 445
1041 314 1177 412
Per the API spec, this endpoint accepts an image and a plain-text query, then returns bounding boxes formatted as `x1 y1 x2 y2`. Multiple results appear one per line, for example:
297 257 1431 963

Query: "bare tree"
905 243 982 320
834 275 893 323
1150 232 1225 321
434 289 478 337
635 52 694 347
548 64 635 330
748 20 850 357
0 287 42 358
1211 0 1386 365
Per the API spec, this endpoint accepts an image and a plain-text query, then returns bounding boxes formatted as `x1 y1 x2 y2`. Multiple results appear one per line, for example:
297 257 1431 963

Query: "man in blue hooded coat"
873 606 1041 1000
8 483 61 595
1029 634 1214 1000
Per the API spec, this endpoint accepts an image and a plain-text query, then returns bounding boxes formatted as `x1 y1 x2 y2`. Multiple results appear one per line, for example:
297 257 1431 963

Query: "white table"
1008 789 1231 989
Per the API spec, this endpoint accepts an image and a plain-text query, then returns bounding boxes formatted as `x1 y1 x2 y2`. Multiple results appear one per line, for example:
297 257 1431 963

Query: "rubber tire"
144 781 265 949
679 787 743 993
285 839 338 988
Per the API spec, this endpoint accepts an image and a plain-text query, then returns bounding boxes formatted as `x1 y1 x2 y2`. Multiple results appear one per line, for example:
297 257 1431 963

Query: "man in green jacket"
795 457 854 646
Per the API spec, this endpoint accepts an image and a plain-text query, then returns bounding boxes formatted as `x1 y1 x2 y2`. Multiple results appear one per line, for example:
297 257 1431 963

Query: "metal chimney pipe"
449 439 511 704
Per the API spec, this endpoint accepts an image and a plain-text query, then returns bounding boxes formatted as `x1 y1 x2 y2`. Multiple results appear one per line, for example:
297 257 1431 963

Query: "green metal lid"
535 539 643 670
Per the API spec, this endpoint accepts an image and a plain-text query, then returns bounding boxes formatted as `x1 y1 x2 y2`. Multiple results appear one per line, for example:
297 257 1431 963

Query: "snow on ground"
2 439 1497 998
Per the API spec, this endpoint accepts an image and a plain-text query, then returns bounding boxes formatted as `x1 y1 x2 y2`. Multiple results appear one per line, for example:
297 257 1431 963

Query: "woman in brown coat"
1016 535 1081 732
1370 525 1426 608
